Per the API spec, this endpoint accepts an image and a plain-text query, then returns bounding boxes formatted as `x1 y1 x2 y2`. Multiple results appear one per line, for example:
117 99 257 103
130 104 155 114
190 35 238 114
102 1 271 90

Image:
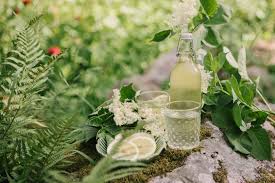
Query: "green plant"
82 153 146 183
0 16 76 182
82 84 139 143
46 152 147 183
0 20 148 181
203 48 272 160
153 0 274 160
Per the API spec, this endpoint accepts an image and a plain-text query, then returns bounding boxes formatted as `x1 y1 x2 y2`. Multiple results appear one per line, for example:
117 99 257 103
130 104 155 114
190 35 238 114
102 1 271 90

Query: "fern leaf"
83 156 146 183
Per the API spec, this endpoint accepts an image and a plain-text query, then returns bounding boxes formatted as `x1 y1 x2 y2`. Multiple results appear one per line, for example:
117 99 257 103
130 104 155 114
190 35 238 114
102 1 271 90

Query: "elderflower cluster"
198 65 213 93
109 89 168 138
109 89 140 126
139 107 157 123
143 121 166 138
171 0 198 27
140 107 166 137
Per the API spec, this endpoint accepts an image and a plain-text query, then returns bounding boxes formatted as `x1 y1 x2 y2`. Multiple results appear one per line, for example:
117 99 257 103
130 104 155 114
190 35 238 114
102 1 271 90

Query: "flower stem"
268 116 275 126
256 89 273 112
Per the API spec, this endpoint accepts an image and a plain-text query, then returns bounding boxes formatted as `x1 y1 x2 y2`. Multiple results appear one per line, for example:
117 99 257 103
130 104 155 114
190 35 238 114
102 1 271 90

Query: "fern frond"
0 15 66 183
5 119 75 183
82 156 146 183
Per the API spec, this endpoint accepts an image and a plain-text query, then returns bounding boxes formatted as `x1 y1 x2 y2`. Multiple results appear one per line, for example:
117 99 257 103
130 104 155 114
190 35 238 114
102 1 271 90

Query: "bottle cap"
181 32 193 40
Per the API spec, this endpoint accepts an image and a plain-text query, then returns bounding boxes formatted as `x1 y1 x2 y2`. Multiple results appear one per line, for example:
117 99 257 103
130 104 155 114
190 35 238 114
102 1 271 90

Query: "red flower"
75 16 81 21
48 46 62 56
14 7 20 14
22 0 32 6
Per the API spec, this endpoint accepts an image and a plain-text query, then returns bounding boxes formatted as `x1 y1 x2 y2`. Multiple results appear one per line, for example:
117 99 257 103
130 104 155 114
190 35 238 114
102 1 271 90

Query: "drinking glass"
135 91 170 137
163 100 201 150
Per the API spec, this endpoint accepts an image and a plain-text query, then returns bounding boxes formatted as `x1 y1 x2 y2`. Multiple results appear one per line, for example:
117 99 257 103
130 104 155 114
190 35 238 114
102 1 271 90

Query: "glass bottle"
168 32 201 103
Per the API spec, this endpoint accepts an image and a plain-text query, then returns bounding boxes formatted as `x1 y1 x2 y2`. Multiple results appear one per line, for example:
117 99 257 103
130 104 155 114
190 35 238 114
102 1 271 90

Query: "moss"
110 148 200 183
200 125 212 140
67 124 212 182
65 139 100 179
212 161 228 183
110 125 211 183
246 168 275 183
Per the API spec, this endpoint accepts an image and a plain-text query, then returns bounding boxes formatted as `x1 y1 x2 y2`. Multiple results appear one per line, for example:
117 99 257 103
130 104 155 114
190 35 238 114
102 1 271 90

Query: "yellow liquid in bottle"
169 57 201 103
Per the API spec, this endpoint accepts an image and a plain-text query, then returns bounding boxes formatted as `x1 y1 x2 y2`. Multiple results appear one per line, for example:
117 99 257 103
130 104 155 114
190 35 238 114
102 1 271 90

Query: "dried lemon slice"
127 133 156 160
107 133 157 161
107 134 139 161
112 141 139 161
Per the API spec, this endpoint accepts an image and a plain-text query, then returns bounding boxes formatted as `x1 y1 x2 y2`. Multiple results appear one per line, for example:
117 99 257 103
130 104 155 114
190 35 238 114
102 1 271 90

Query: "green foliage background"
0 0 275 182
1 0 275 122
0 0 176 123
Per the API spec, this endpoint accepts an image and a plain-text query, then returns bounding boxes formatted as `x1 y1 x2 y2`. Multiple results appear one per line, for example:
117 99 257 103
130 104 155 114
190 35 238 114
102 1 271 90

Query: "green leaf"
225 129 252 154
103 120 121 136
217 52 226 69
239 82 255 106
120 83 136 102
204 52 214 71
223 47 239 69
72 126 99 142
232 103 242 127
151 30 172 42
0 101 3 110
216 93 232 107
251 111 268 126
203 28 221 48
204 6 231 25
228 76 243 102
203 93 217 105
238 47 250 81
200 0 219 17
268 64 275 73
89 108 113 127
212 106 233 129
192 11 208 30
204 52 224 73
241 107 254 122
247 127 272 160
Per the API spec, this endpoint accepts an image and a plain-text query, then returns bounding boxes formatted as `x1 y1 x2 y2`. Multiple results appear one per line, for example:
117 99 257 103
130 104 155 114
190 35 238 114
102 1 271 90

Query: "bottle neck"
176 36 195 63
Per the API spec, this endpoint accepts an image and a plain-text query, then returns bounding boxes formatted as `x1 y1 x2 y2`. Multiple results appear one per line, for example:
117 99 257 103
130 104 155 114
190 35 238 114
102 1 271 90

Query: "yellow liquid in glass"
169 59 201 103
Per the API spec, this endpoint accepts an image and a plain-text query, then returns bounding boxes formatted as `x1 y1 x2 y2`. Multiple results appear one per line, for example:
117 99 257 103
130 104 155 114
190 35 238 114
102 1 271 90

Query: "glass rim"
164 100 201 112
135 90 170 101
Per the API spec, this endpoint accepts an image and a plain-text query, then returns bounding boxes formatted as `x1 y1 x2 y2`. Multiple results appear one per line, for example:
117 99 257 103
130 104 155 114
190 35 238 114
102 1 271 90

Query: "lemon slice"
107 134 138 161
107 134 123 154
112 141 139 161
126 133 157 160
107 132 157 161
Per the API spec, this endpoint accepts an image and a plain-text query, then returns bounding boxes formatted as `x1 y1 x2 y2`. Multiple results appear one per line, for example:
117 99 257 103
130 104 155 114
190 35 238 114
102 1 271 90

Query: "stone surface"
116 49 275 183
254 39 275 65
150 122 275 183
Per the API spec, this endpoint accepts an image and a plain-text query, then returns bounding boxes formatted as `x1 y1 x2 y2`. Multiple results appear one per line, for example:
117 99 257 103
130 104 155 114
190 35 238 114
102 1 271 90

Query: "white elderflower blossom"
171 0 198 28
139 106 166 138
198 65 213 93
139 107 157 123
143 121 166 139
109 89 140 126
